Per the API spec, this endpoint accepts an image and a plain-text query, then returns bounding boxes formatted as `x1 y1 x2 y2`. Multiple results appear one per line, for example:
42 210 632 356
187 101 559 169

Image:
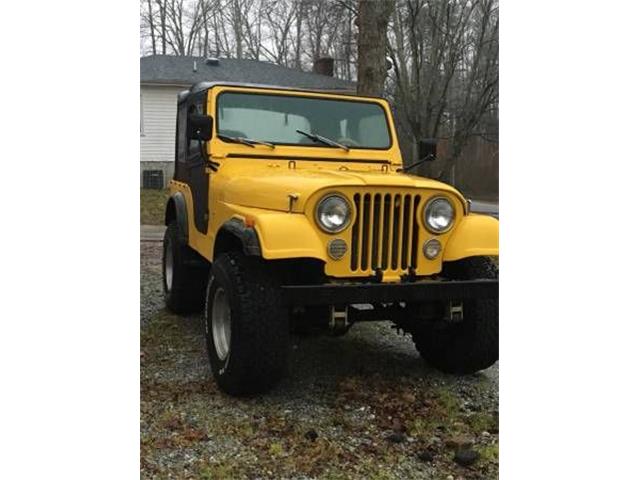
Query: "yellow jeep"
163 82 498 396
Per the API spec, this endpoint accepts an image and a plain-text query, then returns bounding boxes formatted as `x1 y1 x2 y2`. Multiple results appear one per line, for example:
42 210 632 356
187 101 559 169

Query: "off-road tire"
411 256 498 374
204 252 289 396
162 222 208 314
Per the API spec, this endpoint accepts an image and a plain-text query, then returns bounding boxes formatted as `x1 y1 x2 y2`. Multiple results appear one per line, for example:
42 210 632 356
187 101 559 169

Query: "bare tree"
303 1 349 65
262 0 300 66
144 0 158 54
387 0 498 175
138 0 498 172
139 0 498 195
230 0 246 58
156 0 168 54
140 0 356 72
293 0 305 68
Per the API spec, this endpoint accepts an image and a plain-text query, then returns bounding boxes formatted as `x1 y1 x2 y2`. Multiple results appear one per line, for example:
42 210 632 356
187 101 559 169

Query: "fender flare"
219 218 262 256
165 192 189 245
443 214 499 261
217 206 325 261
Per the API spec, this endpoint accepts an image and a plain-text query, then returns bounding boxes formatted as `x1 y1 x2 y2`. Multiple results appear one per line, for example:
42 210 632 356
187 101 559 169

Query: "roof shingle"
140 55 355 91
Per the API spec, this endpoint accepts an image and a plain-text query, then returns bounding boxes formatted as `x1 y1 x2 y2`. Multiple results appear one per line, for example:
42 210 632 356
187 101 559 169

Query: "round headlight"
424 197 455 233
315 194 351 233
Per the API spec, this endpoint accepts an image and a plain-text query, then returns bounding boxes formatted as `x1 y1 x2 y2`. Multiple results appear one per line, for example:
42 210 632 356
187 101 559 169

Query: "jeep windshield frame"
215 91 393 151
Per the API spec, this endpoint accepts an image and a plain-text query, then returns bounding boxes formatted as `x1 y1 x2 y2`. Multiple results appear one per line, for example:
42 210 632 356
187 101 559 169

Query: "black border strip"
180 81 375 100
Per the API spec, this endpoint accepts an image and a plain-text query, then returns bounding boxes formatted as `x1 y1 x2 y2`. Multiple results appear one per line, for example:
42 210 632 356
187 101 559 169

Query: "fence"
398 135 499 201
436 137 499 200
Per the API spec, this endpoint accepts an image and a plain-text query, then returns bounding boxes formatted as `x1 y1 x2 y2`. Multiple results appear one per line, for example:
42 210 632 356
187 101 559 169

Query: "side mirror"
418 138 438 161
187 113 213 141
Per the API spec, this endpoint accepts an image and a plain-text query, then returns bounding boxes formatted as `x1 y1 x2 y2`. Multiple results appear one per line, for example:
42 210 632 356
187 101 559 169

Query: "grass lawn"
141 189 169 225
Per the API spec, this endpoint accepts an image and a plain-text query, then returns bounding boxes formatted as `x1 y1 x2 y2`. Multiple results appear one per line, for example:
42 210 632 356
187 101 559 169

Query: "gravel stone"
454 448 480 467
417 450 434 462
386 432 406 444
304 429 319 442
445 435 474 450
140 240 499 479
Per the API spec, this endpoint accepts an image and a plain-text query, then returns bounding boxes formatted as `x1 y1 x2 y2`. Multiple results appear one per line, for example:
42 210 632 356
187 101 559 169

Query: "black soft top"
177 81 383 104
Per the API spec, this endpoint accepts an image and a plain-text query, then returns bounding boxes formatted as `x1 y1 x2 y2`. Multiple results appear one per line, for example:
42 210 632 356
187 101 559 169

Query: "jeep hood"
221 167 465 213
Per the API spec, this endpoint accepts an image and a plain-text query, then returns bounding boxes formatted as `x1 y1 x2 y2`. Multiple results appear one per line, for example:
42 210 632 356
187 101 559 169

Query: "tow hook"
446 300 464 322
329 305 351 336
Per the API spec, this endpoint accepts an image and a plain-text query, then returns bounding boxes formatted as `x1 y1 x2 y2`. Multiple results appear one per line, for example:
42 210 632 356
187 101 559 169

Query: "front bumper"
281 279 498 307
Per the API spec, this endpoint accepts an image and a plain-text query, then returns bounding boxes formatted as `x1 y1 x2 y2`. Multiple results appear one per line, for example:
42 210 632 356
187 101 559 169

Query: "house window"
140 93 144 136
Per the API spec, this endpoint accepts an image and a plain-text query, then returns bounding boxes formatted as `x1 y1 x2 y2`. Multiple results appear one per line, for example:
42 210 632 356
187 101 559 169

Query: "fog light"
423 239 441 259
328 239 348 260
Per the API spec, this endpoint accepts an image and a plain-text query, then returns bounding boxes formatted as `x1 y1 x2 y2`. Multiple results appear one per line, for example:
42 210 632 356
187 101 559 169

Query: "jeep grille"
350 192 422 274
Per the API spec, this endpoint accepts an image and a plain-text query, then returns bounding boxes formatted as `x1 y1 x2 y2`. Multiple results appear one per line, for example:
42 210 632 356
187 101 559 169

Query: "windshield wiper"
296 129 349 152
218 133 275 149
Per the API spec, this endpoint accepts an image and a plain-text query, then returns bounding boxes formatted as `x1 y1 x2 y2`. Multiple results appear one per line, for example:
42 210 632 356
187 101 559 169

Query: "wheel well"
213 229 244 259
213 229 324 283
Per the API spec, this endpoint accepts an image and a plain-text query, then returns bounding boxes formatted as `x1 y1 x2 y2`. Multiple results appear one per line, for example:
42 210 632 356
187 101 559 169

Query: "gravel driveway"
141 241 498 479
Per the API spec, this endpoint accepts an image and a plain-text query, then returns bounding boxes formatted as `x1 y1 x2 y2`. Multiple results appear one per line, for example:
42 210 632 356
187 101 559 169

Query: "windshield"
216 92 391 149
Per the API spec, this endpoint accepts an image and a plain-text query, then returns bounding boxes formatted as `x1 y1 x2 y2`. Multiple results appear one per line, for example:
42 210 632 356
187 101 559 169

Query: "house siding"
140 84 186 187
140 84 186 163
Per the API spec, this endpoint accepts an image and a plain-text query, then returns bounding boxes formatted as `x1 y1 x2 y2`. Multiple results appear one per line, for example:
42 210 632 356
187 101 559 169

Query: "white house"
140 55 355 188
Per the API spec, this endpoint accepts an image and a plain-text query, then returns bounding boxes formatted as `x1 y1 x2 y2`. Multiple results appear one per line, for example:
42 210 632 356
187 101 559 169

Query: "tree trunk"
156 0 167 54
146 0 157 55
233 0 243 59
356 0 394 96
294 0 303 69
345 7 353 81
200 0 209 56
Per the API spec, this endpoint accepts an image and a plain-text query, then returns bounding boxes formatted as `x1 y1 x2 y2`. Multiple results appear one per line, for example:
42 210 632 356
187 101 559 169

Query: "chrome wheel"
164 239 174 292
211 287 231 360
